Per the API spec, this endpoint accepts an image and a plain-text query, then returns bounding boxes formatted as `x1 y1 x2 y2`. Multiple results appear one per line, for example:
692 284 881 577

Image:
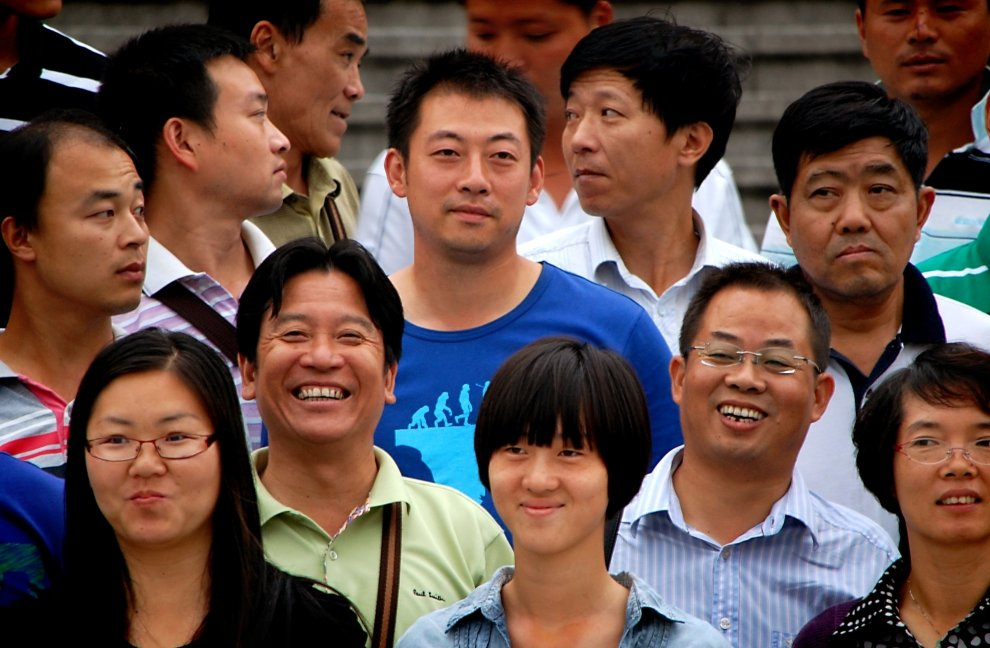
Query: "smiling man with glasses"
610 261 897 648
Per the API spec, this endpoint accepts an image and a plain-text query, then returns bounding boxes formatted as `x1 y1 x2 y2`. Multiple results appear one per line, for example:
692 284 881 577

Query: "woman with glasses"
795 342 990 648
397 337 728 647
7 329 366 646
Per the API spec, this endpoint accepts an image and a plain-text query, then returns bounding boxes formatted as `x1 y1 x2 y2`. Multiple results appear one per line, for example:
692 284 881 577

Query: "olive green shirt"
249 156 360 247
252 447 513 643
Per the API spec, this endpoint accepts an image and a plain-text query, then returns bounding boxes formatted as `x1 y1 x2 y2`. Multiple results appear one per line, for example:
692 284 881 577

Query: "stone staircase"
50 0 875 240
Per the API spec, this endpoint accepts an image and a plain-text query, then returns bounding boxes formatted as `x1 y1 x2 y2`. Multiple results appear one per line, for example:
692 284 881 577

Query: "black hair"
460 0 602 13
560 15 748 187
237 238 403 367
386 48 546 168
475 337 651 519
0 109 136 327
63 329 367 644
65 329 266 643
854 343 990 537
678 262 831 370
208 0 328 44
772 80 928 199
98 24 254 192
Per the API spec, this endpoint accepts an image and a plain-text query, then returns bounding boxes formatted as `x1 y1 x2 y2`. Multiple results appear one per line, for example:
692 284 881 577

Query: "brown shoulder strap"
323 179 348 243
154 281 239 365
372 502 402 648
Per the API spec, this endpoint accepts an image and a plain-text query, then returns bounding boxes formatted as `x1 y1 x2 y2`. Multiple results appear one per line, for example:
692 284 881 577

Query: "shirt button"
329 550 338 561
719 618 731 630
721 549 731 560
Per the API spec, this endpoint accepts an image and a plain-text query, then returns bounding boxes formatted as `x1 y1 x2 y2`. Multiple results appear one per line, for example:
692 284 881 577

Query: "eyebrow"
709 330 797 348
345 31 367 48
97 412 200 427
79 180 145 207
426 130 523 146
906 419 990 433
273 311 376 331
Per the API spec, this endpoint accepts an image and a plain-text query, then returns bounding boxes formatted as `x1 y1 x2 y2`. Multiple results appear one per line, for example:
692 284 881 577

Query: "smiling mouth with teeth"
296 386 346 401
938 496 980 505
718 405 766 423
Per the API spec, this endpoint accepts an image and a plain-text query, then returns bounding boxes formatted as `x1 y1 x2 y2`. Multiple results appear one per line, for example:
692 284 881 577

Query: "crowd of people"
1 0 990 646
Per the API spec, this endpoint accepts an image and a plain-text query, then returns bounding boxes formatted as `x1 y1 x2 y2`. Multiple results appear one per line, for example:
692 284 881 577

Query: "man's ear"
669 355 686 407
914 186 936 241
769 194 793 248
250 21 283 74
855 9 870 61
677 122 713 169
383 363 397 406
161 117 200 173
384 148 409 198
526 155 545 206
589 0 614 27
238 353 257 401
1 216 36 263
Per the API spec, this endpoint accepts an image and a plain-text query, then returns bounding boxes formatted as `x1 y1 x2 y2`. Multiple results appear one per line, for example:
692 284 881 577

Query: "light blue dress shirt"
397 566 730 648
611 447 898 648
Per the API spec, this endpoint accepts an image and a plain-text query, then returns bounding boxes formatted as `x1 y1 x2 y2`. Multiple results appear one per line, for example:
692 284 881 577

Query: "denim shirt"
397 566 730 648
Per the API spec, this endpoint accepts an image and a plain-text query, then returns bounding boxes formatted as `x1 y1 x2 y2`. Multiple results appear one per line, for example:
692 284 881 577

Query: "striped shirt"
611 447 898 648
113 223 275 448
0 361 68 473
0 21 105 133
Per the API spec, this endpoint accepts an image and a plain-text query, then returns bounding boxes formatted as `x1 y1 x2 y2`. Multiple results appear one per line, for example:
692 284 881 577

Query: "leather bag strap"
372 502 402 648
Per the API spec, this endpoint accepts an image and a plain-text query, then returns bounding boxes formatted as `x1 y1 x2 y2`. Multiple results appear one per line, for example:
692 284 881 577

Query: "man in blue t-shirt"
375 48 681 525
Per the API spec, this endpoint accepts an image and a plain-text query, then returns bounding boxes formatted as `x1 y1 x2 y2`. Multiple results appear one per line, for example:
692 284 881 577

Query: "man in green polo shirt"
236 238 513 645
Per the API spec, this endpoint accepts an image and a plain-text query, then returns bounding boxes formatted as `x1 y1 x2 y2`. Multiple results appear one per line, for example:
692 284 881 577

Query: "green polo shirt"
919 215 990 314
249 156 361 247
253 447 513 642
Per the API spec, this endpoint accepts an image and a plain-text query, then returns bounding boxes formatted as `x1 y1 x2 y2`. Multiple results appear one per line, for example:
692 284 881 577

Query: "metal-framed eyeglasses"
895 438 990 465
86 433 217 462
689 342 822 375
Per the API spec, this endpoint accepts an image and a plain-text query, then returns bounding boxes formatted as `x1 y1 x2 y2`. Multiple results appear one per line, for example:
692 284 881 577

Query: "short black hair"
0 109 136 327
678 262 831 370
854 343 990 526
237 238 403 368
856 0 990 11
386 48 546 168
772 80 928 199
460 0 602 13
208 0 330 44
560 16 747 187
474 337 652 519
99 24 254 192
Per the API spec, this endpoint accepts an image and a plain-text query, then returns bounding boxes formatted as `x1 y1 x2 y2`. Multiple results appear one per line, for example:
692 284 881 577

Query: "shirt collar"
252 446 411 527
623 446 820 543
588 212 712 287
442 566 688 633
142 221 275 294
899 264 946 344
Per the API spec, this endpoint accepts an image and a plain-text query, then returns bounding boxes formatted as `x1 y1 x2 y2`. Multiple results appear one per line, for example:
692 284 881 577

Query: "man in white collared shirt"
611 262 897 648
101 25 290 447
519 17 763 353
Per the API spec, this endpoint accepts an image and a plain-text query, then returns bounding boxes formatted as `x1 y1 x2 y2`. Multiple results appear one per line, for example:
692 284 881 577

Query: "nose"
566 113 598 155
269 120 290 155
128 441 167 477
346 65 365 102
121 206 150 248
300 335 346 370
910 7 937 43
833 192 872 235
942 447 978 477
474 35 527 72
458 152 491 195
724 354 766 393
521 453 559 493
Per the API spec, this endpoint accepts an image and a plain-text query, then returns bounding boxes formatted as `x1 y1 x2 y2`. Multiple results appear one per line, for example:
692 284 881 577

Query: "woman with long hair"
20 329 366 646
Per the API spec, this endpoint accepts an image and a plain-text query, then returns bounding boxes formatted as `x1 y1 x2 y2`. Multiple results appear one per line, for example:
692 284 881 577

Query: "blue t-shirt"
375 263 681 526
0 453 64 605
